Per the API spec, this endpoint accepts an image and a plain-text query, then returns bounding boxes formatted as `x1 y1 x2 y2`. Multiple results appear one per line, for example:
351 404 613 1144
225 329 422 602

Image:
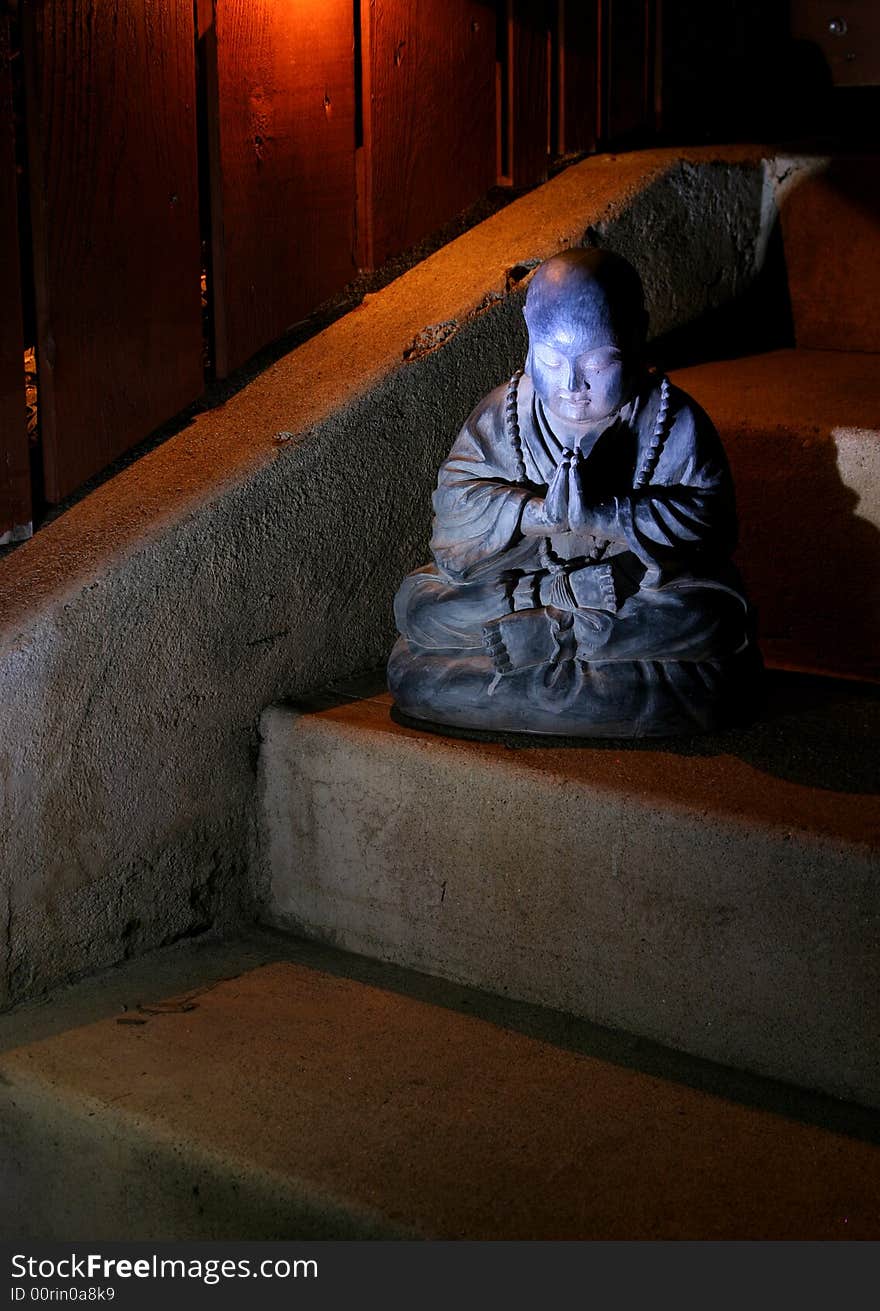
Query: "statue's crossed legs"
396 564 748 669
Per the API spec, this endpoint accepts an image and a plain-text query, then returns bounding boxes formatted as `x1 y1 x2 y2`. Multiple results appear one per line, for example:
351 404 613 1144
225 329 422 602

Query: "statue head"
524 248 648 425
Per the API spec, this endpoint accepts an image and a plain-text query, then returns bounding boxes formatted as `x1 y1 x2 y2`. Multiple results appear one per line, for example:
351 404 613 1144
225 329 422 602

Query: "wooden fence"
0 0 662 540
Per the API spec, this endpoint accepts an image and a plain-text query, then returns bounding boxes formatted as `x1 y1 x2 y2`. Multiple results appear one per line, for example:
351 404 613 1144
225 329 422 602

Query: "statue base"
388 638 762 739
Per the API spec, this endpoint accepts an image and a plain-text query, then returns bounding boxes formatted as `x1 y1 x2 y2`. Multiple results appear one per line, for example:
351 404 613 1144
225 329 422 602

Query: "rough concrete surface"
673 348 880 678
0 145 804 1005
1 930 879 1240
258 686 880 1108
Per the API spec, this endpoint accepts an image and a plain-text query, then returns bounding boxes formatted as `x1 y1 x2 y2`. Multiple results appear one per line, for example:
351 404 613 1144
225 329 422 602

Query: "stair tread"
671 348 880 433
2 935 880 1240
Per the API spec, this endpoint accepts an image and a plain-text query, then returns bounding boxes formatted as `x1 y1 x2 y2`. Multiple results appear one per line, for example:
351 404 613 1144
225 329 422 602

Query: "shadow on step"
731 409 880 686
379 669 879 796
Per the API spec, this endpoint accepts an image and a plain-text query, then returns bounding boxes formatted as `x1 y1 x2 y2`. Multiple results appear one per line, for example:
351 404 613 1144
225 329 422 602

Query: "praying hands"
520 450 610 539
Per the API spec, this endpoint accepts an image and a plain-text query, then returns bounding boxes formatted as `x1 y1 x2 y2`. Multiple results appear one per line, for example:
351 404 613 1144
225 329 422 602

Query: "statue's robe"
389 371 759 736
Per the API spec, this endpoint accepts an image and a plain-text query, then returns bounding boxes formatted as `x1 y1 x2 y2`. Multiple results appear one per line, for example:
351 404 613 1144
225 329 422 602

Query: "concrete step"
778 157 880 354
671 347 880 680
257 675 880 1109
2 929 880 1240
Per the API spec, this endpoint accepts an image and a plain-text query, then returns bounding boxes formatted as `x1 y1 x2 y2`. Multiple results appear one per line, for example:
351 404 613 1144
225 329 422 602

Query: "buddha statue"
388 248 760 736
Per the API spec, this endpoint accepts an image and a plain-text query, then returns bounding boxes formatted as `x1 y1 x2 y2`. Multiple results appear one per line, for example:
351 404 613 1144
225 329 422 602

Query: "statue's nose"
567 361 587 392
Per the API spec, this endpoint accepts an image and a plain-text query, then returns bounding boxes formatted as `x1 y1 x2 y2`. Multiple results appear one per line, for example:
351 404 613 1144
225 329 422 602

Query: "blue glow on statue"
389 249 760 736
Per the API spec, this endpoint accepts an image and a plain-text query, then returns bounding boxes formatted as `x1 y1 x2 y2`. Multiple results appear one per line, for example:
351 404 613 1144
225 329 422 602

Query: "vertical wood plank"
0 12 29 541
356 0 374 272
197 0 225 378
24 0 203 504
557 0 600 156
604 0 655 145
208 0 358 378
361 0 497 269
506 0 552 187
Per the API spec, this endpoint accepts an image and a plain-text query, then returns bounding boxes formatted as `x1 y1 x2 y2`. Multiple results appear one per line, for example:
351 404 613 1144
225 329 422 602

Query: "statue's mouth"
556 393 592 415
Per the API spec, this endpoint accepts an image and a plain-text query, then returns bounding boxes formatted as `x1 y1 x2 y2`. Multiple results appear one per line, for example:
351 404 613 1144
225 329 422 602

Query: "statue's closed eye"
534 346 622 373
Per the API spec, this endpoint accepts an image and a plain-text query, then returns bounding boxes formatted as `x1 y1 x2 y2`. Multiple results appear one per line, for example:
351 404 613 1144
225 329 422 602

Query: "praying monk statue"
388 249 760 736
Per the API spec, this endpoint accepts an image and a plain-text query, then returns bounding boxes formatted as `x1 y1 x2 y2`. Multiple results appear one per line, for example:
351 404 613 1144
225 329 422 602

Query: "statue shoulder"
634 375 731 488
464 381 512 438
659 378 734 490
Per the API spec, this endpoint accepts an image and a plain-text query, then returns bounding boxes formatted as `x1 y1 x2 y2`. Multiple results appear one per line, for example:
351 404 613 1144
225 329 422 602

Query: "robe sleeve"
430 395 534 583
591 394 738 579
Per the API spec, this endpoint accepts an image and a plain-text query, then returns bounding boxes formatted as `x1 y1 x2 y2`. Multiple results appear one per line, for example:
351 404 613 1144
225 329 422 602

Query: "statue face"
528 321 632 425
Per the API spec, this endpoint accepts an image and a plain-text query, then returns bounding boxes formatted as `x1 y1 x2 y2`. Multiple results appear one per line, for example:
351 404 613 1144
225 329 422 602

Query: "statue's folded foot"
483 608 563 672
571 607 616 656
483 606 614 674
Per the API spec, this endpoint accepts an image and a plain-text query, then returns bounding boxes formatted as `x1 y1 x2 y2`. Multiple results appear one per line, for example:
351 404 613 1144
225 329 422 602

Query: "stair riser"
260 711 880 1108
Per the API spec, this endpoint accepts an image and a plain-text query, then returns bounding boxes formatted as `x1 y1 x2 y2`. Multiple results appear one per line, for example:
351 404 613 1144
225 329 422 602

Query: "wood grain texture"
24 0 203 504
361 0 497 268
604 0 654 144
557 0 600 155
0 14 30 540
507 0 551 187
208 0 358 377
